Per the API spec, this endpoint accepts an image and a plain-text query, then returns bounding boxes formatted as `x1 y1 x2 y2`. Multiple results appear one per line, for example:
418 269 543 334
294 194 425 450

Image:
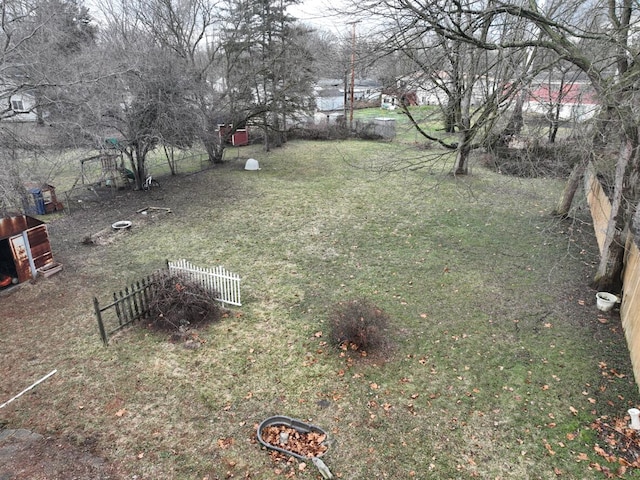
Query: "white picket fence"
167 259 241 306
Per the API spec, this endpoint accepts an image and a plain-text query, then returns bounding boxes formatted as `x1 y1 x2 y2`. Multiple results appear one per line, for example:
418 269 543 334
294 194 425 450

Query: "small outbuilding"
0 215 60 288
25 184 64 215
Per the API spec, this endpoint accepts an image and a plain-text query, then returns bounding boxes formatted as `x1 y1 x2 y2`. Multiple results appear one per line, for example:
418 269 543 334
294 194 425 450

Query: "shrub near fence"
584 164 640 390
93 260 241 345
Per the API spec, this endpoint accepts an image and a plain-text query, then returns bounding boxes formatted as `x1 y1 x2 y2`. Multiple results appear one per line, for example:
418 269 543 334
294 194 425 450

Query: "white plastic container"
596 292 619 312
244 158 260 171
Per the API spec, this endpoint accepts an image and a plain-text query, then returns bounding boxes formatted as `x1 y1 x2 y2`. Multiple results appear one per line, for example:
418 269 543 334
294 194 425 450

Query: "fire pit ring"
111 220 132 230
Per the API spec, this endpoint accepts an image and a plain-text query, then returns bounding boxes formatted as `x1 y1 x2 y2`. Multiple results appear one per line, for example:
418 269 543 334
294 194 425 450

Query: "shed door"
9 234 31 283
26 225 52 269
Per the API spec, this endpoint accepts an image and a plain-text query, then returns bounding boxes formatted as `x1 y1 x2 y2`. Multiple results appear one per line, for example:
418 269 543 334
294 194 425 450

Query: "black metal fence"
93 272 162 345
93 261 241 345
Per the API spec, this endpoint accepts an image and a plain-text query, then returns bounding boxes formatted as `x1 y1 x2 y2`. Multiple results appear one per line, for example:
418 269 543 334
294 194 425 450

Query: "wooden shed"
0 215 60 288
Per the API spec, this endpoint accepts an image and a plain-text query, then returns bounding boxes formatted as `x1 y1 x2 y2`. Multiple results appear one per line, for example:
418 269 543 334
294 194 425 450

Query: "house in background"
314 78 382 121
4 91 39 122
314 79 344 113
382 71 486 109
524 81 598 122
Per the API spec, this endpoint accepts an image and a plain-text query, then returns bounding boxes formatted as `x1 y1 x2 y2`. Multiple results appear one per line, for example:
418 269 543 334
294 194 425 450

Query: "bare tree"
351 0 640 289
0 0 98 213
359 0 542 174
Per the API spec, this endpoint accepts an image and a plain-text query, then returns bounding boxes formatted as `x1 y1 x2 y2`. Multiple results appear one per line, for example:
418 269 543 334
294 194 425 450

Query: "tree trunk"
592 137 636 291
591 106 614 147
548 104 560 143
263 112 270 152
444 96 457 133
205 140 225 164
271 113 283 148
503 91 525 137
202 130 225 164
553 160 587 217
591 231 625 292
484 92 526 151
35 89 45 127
134 145 146 191
453 131 472 175
163 145 177 175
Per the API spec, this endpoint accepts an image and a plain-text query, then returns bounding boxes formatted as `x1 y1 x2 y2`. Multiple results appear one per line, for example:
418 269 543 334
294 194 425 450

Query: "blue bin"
29 188 46 215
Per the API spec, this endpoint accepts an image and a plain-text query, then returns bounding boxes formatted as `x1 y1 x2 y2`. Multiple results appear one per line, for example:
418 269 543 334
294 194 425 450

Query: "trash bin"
29 188 46 215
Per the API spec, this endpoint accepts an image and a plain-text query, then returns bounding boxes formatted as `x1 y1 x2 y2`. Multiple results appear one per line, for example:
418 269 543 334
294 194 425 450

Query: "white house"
382 71 487 109
314 78 382 113
4 91 39 122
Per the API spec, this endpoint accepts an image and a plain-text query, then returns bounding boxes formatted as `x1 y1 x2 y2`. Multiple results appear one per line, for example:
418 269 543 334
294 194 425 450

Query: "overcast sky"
288 0 350 34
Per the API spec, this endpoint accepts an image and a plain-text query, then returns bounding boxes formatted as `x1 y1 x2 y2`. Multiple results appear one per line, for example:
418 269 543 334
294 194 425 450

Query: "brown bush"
480 140 583 178
328 298 391 354
146 273 222 331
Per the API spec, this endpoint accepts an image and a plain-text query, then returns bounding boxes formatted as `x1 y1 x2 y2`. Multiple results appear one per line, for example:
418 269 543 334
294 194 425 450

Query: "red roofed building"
525 82 599 122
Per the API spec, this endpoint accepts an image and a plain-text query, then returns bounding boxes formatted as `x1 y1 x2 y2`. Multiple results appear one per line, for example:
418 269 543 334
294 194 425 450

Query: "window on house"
11 99 25 112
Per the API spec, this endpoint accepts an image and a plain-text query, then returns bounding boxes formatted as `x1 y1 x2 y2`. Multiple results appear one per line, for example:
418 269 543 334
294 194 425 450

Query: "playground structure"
62 152 130 211
74 153 127 190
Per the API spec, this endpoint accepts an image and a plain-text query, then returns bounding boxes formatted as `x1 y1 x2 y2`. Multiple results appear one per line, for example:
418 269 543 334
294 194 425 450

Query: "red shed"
0 215 59 288
218 124 249 146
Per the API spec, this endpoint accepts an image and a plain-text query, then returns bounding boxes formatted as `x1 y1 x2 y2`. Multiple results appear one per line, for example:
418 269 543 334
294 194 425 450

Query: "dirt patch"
0 428 118 479
0 166 239 479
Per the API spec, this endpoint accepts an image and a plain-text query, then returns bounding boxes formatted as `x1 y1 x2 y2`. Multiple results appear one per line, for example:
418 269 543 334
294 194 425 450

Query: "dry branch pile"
147 273 221 331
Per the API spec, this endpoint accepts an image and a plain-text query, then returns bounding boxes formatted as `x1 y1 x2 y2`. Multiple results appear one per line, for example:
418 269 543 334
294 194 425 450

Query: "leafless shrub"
328 298 391 355
482 140 584 178
288 124 352 141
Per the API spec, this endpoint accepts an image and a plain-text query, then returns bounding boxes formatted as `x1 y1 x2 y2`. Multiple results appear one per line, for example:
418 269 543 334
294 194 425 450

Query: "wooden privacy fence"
584 164 640 389
93 260 241 345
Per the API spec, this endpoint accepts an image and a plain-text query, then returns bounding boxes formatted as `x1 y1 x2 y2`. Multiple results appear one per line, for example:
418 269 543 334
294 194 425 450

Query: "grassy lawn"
1 137 637 479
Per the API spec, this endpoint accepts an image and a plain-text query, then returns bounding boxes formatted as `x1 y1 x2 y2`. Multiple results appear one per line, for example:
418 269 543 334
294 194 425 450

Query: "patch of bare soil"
0 428 118 479
0 167 234 479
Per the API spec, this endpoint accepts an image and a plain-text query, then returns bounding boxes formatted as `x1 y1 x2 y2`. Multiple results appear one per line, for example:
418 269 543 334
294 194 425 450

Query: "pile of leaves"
260 425 328 459
146 273 222 331
592 416 640 475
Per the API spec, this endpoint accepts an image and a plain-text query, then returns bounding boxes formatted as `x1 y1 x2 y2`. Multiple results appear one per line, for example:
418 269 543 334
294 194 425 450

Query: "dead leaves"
544 441 556 456
260 425 328 459
592 416 640 469
599 361 627 379
217 437 235 449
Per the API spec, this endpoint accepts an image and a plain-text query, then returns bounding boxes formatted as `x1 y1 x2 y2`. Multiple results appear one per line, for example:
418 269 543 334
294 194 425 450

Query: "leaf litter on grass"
592 415 640 476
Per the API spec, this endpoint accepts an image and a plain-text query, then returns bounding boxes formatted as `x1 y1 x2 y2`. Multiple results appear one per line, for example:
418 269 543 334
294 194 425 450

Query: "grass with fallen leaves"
0 138 637 479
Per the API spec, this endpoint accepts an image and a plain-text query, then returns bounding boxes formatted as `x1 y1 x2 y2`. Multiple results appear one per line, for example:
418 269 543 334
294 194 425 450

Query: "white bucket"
596 292 619 312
